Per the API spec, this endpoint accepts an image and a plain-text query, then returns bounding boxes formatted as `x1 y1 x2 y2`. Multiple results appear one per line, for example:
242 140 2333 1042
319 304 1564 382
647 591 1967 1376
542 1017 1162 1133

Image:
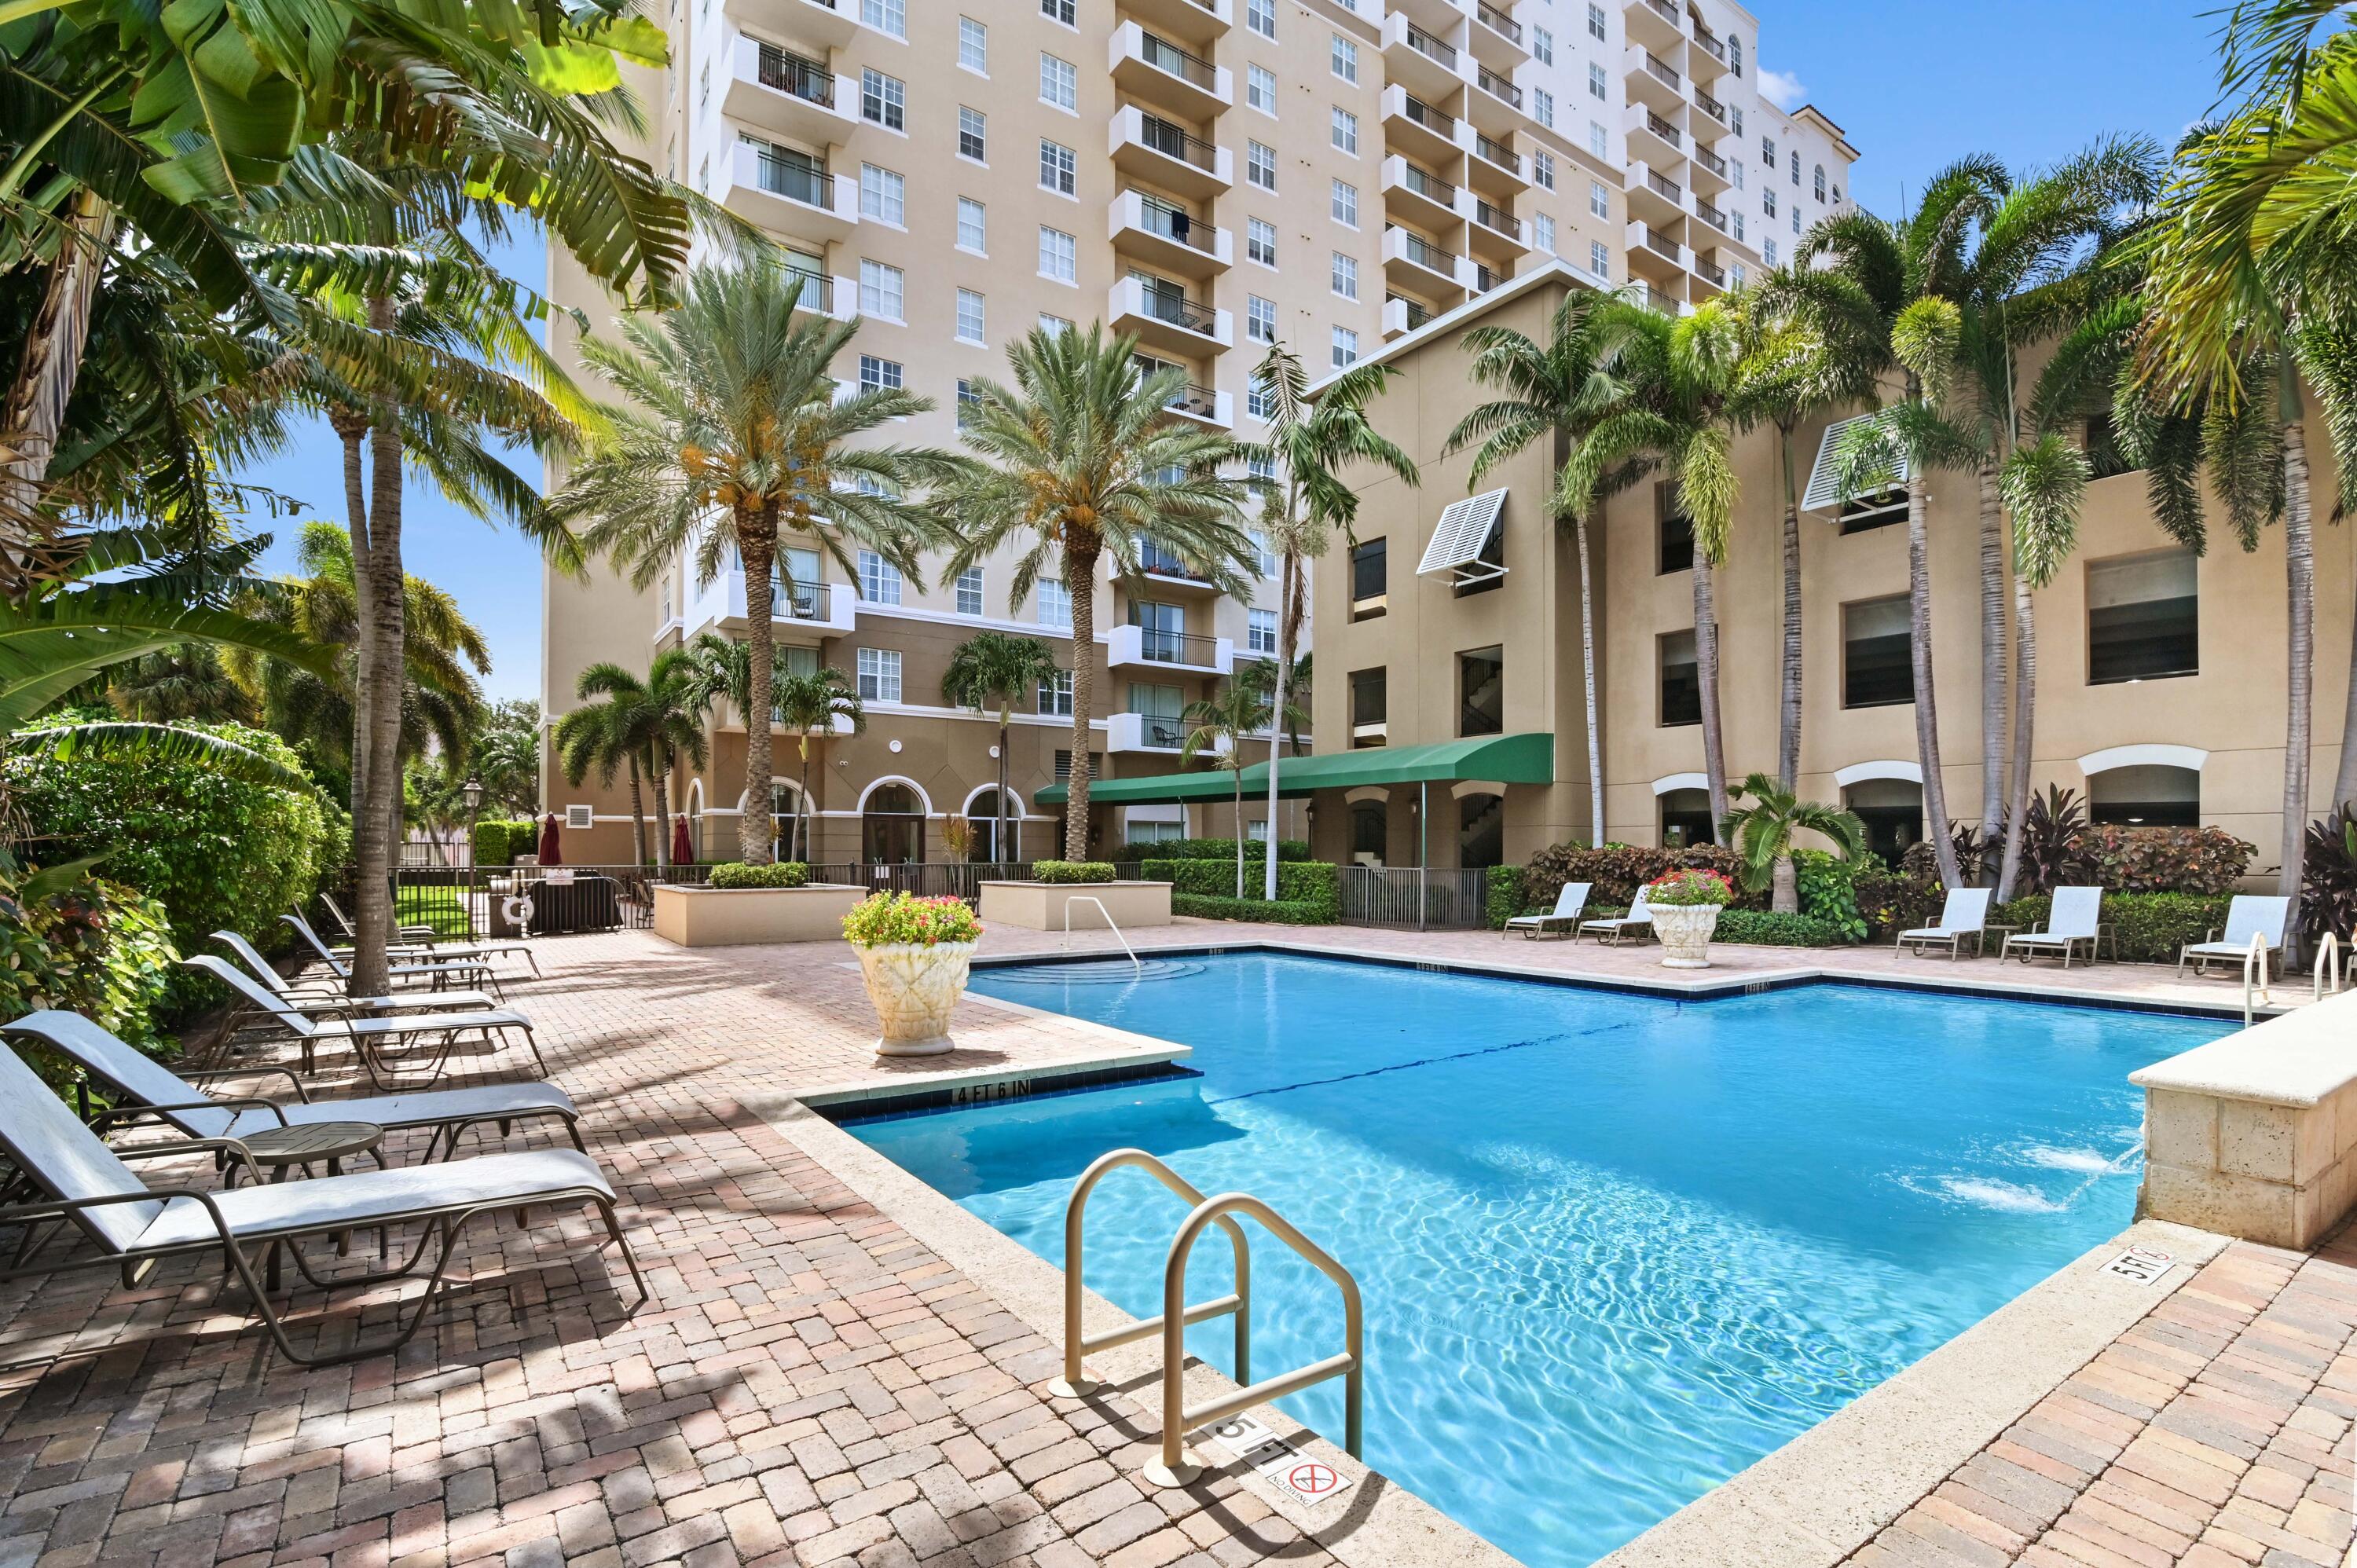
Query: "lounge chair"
1894 888 1994 959
319 896 542 977
5 1010 585 1160
1505 882 1591 940
2001 885 2114 968
185 955 548 1086
321 888 442 947
281 915 503 999
2177 895 2291 979
0 1043 642 1367
1578 885 1655 946
213 932 499 1017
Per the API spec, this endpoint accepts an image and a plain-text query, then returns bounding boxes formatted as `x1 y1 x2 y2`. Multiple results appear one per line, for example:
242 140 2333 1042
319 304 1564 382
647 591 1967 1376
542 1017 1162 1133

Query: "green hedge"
472 819 540 866
1034 860 1118 884
1171 893 1334 925
1126 837 1310 863
1791 850 1868 943
1853 870 1947 942
0 870 178 1072
1990 892 2234 964
1714 910 1849 947
1142 859 1340 923
1486 864 1524 929
708 861 808 888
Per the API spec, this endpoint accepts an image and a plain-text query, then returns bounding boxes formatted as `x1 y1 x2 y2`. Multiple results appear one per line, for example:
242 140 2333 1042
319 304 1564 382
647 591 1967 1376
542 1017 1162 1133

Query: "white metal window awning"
1802 410 1908 520
1416 487 1508 586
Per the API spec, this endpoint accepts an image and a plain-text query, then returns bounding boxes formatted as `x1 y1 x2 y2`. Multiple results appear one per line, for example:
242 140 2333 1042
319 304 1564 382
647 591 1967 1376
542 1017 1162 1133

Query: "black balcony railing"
1694 199 1728 232
1387 293 1433 330
1695 256 1727 287
1133 286 1219 335
1393 227 1459 276
1402 23 1457 68
1135 112 1219 172
1400 162 1457 206
1648 168 1683 202
1475 2 1521 43
786 269 833 312
1695 88 1725 123
1398 93 1457 139
1138 542 1209 578
1131 712 1187 748
1164 382 1222 419
753 148 834 207
757 44 833 105
1644 0 1677 23
1694 29 1726 61
1475 132 1521 174
1643 52 1681 88
1473 199 1519 238
1640 226 1680 258
1137 30 1218 89
1695 145 1729 178
1472 262 1504 292
1136 627 1219 664
1476 66 1522 107
1645 112 1681 148
1134 192 1218 251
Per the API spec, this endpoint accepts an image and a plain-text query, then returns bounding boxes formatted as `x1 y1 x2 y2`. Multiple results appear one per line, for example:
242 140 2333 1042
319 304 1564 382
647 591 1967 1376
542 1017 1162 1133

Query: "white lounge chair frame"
320 894 542 976
1505 882 1591 940
1577 886 1655 946
213 932 498 1020
2178 896 2292 979
2001 886 2116 968
185 955 548 1087
1894 888 1993 959
280 915 504 1000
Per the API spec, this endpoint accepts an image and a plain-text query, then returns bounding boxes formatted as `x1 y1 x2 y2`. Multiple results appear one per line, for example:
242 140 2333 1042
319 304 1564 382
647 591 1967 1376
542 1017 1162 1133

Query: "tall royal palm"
1178 681 1281 898
942 324 1252 862
771 666 864 861
1239 343 1416 898
943 632 1060 864
546 262 966 864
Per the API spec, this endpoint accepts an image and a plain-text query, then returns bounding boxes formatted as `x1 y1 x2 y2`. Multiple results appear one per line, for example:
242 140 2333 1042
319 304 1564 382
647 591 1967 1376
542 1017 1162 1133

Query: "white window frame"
1247 63 1276 115
1331 251 1358 300
860 68 905 130
859 0 904 38
955 288 985 344
1038 578 1072 629
957 105 987 163
856 647 904 702
1331 106 1358 156
859 164 904 225
1039 137 1076 196
1246 293 1277 343
955 567 985 617
858 258 904 321
1247 139 1277 191
1331 179 1358 227
857 551 904 606
956 196 987 254
1040 52 1076 112
957 16 987 74
1248 608 1277 654
1247 217 1277 267
1039 225 1076 282
1331 33 1358 82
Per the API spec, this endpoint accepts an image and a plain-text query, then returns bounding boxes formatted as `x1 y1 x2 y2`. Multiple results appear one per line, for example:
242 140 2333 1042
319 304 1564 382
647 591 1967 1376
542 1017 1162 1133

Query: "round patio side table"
234 1121 385 1290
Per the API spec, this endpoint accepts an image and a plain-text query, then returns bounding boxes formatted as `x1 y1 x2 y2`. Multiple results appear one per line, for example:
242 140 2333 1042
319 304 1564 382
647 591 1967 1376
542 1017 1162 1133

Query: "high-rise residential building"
541 0 1854 866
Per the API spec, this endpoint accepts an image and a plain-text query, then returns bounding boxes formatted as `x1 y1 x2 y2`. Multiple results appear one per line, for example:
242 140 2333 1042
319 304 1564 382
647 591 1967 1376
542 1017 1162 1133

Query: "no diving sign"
1193 1413 1354 1507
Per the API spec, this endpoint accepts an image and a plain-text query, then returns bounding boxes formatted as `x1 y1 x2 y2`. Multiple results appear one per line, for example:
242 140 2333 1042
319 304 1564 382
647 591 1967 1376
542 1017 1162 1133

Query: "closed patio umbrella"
538 812 563 866
671 814 692 866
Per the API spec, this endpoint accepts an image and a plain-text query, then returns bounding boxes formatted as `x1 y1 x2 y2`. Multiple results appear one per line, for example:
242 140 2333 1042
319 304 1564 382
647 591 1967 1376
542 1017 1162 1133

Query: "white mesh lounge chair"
281 915 503 999
1895 888 1993 959
0 1044 642 1367
1578 885 1655 946
2002 886 2114 967
185 955 548 1086
2176 896 2291 979
1505 882 1591 940
320 889 441 947
213 932 498 1017
5 1011 584 1160
319 895 542 977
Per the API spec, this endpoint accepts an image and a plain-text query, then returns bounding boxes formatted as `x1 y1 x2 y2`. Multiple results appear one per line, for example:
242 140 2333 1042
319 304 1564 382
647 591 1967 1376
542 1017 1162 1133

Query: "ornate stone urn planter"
1649 903 1723 969
853 940 979 1056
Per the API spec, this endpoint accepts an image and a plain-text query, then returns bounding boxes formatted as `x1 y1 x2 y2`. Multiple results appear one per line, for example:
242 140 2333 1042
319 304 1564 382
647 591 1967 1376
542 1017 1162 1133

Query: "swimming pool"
842 952 2230 1568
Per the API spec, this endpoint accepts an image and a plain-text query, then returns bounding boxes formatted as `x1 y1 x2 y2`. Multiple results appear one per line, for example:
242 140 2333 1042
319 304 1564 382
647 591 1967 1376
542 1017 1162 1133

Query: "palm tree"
943 632 1060 865
639 647 713 870
941 324 1253 861
553 663 657 868
771 666 865 862
104 643 257 724
547 262 965 866
1718 772 1868 914
1178 681 1277 897
1444 290 1618 844
1237 342 1416 899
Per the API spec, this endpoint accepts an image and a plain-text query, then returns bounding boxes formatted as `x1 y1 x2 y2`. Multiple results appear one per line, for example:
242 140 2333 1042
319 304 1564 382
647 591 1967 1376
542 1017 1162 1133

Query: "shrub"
471 819 511 866
1645 867 1736 907
1791 850 1868 943
1142 859 1340 922
1853 870 1946 941
708 861 808 888
2083 824 2254 895
1123 837 1310 863
1989 891 2234 964
1522 842 1747 910
1485 864 1526 929
1714 910 1848 947
841 892 982 947
1171 893 1332 925
2301 808 2357 944
1033 860 1117 884
0 867 178 1074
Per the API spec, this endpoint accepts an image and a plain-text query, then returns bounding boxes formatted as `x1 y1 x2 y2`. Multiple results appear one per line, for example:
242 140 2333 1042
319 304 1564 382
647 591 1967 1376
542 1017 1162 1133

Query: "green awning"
1036 732 1554 807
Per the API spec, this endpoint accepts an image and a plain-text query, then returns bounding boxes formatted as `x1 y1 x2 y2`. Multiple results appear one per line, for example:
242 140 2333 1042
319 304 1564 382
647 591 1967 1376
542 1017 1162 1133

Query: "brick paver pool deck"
0 919 2346 1568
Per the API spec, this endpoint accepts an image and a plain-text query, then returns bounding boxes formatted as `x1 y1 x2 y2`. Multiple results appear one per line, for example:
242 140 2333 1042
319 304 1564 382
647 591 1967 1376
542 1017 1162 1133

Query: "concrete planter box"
651 882 866 947
978 880 1173 930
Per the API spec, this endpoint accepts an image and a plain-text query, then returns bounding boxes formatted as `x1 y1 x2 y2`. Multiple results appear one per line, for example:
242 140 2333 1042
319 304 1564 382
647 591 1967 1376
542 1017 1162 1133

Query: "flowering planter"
852 940 978 1057
1650 904 1722 969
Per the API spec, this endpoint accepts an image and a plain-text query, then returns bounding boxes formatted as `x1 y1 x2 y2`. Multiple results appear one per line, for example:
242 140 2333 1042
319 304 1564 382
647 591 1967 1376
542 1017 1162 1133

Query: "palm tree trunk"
1906 466 1963 889
0 190 111 575
624 756 648 868
651 759 671 872
738 506 779 865
2281 419 2315 925
996 706 1014 867
1771 853 1798 915
1996 573 2036 902
1263 551 1296 900
1576 511 1604 847
1233 771 1244 897
1975 459 2007 863
332 410 375 965
1690 554 1728 833
800 735 817 866
349 296 409 998
1777 454 1803 793
1063 538 1101 862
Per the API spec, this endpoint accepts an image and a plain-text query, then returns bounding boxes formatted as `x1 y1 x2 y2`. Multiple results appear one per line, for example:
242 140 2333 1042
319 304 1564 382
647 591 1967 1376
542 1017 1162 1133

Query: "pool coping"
754 936 2242 1568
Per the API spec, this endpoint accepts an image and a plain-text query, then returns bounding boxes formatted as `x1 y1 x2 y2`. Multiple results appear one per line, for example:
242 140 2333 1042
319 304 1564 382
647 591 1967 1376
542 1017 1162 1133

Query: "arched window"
1843 779 1923 865
863 783 926 864
768 780 808 860
967 789 1020 863
2088 764 2200 827
1813 163 1826 201
1660 788 1714 848
1350 801 1387 866
1458 792 1504 872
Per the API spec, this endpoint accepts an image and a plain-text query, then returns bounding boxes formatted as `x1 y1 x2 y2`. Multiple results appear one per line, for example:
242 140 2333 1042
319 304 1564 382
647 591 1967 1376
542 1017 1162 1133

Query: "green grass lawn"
394 888 475 938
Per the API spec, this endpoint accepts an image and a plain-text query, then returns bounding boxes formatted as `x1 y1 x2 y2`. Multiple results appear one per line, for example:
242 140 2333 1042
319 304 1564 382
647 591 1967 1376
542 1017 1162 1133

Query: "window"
1534 212 1554 254
856 647 903 702
1331 325 1359 368
1533 87 1553 129
1814 163 1827 202
1589 180 1609 218
857 354 901 392
1729 35 1743 75
1248 63 1276 114
1332 107 1358 156
1127 817 1185 847
958 16 987 72
1348 667 1387 746
1246 452 1277 487
1247 218 1277 266
1589 119 1608 158
1038 578 1072 628
1040 52 1076 110
955 288 985 343
1247 0 1275 38
956 196 986 252
1586 2 1606 40
1247 372 1276 419
1733 210 1746 241
861 68 904 130
1039 312 1073 335
1764 189 1777 220
1659 630 1700 726
1459 646 1504 737
1246 293 1277 343
858 259 904 319
1534 149 1556 190
1248 140 1277 190
1791 149 1801 186
1350 537 1387 613
1039 668 1074 715
957 106 987 162
1842 596 1913 708
857 551 904 606
2088 764 2201 827
956 378 979 428
1039 225 1076 281
1248 608 1277 653
859 164 904 225
1041 0 1074 20
1661 789 1714 848
1589 240 1609 278
698 60 708 110
1331 179 1358 226
1761 135 1777 169
2088 550 2198 683
1332 34 1358 81
1332 251 1358 300
1251 529 1279 577
1732 106 1744 137
955 567 984 617
1791 207 1802 236
1589 63 1607 99
1657 485 1693 574
1039 138 1076 195
1052 749 1100 781
860 0 903 36
1764 238 1778 266
1533 24 1552 63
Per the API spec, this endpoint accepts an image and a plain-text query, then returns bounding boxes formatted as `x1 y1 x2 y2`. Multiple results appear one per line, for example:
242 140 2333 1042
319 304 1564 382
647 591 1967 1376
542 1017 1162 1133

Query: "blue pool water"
844 954 2231 1568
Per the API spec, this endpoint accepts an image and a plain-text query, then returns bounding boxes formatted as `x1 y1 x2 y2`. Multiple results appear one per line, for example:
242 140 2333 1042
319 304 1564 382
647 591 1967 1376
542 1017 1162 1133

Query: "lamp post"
461 777 484 940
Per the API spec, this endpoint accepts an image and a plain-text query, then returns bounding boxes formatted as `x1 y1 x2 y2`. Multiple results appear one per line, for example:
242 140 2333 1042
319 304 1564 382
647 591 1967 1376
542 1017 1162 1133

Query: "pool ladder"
1051 1149 1363 1488
1063 896 1142 975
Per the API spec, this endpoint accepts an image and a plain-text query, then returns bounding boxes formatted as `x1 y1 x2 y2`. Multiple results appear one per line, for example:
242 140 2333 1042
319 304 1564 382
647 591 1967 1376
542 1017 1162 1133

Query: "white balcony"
1382 11 1469 101
1109 275 1232 355
1108 104 1232 203
1467 0 1530 72
724 35 853 143
1626 100 1685 166
1623 0 1684 54
1628 161 1688 226
730 0 856 48
1106 622 1233 673
1109 189 1231 278
1380 83 1468 166
1622 42 1685 116
725 140 858 239
1125 0 1230 45
1381 153 1470 232
1108 711 1185 753
1157 381 1233 428
683 570 857 639
1382 224 1475 300
1109 21 1232 120
1382 295 1438 338
785 270 858 321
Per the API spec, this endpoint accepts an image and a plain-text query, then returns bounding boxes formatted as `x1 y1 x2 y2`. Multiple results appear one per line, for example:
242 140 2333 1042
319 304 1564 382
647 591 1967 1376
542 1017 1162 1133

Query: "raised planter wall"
977 880 1172 931
651 882 867 947
2132 989 2357 1248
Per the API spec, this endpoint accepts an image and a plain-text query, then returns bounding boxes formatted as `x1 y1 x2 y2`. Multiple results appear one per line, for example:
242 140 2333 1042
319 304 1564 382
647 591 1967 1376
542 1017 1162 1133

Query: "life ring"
502 895 535 928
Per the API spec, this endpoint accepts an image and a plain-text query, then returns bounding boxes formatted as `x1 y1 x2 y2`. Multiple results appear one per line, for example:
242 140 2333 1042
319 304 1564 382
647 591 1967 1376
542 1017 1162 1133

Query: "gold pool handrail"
1050 1149 1250 1399
1145 1191 1363 1488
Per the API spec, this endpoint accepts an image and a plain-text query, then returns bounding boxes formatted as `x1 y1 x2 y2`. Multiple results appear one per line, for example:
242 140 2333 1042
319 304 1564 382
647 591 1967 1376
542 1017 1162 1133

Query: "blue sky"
225 2 2231 704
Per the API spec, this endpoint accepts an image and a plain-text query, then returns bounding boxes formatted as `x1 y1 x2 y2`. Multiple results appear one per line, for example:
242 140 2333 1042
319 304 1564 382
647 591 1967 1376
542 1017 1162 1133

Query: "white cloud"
1758 68 1805 111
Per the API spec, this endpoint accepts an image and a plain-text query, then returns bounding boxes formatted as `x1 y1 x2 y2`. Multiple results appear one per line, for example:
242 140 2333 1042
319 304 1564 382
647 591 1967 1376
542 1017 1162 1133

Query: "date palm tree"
1237 342 1415 899
1444 290 1618 844
943 631 1060 865
771 665 864 863
547 262 966 865
1178 680 1280 898
941 324 1252 862
1718 772 1868 914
